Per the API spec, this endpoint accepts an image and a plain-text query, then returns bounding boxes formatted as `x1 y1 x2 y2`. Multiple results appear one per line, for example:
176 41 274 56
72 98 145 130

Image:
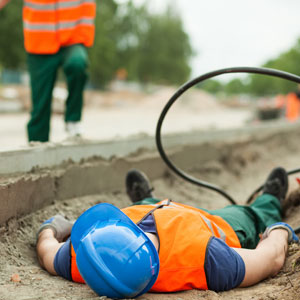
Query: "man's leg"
62 44 88 125
132 197 161 205
27 53 60 142
211 167 287 248
249 193 282 229
211 193 281 249
124 167 285 248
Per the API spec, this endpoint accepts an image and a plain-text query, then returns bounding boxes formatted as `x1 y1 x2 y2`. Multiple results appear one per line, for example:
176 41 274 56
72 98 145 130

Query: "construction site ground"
0 84 300 300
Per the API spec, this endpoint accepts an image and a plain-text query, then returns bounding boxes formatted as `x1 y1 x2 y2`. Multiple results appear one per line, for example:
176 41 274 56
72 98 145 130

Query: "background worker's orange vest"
70 201 241 291
286 92 300 122
23 0 96 54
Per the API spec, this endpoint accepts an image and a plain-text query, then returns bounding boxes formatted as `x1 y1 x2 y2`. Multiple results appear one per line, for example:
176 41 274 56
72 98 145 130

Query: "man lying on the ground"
36 167 299 299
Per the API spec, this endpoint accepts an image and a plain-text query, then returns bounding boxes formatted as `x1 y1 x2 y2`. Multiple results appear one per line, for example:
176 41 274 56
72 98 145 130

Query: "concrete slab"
0 174 56 226
0 120 299 175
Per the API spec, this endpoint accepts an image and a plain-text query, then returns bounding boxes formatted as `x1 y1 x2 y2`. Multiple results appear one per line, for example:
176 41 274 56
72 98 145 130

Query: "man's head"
71 203 160 299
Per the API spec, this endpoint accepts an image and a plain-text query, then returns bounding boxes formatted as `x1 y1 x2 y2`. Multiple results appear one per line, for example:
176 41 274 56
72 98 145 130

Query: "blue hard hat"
71 203 160 299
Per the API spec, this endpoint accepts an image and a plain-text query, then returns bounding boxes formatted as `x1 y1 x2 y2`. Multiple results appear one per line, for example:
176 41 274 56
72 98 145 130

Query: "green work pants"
134 193 281 249
27 44 88 142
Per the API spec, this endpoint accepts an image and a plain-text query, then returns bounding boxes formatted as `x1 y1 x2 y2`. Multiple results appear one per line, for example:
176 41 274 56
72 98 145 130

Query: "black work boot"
126 169 154 203
262 167 288 203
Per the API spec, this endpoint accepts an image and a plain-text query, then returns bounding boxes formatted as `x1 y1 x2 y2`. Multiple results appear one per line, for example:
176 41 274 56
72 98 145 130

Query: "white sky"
118 0 300 80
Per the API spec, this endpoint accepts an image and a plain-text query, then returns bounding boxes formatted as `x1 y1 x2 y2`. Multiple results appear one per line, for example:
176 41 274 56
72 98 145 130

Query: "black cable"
155 67 300 206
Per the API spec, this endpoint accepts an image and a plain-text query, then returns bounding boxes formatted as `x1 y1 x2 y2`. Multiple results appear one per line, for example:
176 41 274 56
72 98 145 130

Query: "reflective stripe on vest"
122 200 241 292
23 18 94 31
159 199 227 241
23 0 96 54
24 0 95 10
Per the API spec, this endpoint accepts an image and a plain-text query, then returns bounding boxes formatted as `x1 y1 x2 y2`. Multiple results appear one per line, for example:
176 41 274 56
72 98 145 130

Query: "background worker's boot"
126 169 154 203
65 121 82 138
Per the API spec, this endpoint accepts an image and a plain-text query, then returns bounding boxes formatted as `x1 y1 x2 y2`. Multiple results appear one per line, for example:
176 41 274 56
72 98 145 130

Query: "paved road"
0 105 252 151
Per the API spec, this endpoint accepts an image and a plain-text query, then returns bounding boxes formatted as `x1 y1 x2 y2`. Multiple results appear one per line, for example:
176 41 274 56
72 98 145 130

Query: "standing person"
0 0 96 142
35 167 299 298
286 91 300 122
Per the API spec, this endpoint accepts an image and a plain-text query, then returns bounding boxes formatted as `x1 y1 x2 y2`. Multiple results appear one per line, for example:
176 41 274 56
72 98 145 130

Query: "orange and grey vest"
286 92 300 122
70 200 241 291
23 0 96 54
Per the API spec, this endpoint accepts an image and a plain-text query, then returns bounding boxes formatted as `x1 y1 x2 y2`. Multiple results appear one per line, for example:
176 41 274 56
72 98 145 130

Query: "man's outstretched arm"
37 228 64 275
233 229 289 287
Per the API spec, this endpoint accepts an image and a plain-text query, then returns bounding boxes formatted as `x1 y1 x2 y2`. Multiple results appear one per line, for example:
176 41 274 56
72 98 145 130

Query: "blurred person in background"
0 0 96 142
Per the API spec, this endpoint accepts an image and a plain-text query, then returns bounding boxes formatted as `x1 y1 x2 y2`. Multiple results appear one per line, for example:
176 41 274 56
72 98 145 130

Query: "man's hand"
36 215 74 243
262 222 299 244
0 0 11 10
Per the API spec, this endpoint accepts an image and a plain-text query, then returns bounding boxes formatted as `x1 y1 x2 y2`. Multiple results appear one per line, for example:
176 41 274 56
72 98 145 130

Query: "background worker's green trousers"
134 193 281 249
27 44 88 142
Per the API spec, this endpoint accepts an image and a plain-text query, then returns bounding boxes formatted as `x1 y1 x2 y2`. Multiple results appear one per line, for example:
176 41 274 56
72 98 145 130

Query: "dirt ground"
1 125 300 300
0 83 300 299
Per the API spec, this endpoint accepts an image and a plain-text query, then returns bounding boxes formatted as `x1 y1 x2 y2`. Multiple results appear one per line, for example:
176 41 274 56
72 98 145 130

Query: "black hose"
155 67 300 206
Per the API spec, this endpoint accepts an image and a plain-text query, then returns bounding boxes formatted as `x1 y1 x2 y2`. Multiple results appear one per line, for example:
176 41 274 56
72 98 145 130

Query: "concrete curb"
0 121 300 226
0 120 299 175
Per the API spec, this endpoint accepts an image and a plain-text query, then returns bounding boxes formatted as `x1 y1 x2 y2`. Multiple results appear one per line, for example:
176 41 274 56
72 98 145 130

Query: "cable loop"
155 67 300 206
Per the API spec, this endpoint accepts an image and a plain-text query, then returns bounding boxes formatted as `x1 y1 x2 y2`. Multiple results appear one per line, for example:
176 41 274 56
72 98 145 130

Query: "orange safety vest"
70 244 85 283
286 92 300 122
70 200 241 291
23 0 96 54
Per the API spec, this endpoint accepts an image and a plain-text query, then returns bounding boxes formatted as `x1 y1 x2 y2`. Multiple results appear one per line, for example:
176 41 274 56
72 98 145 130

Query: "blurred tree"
224 78 247 95
114 2 148 81
248 39 300 96
0 0 25 69
200 79 224 94
91 2 193 86
132 7 193 85
88 0 119 88
201 38 300 97
89 0 149 87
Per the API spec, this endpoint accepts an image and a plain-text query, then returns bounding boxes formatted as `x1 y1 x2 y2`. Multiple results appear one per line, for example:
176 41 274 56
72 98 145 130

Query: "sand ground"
1 126 300 300
0 85 300 299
